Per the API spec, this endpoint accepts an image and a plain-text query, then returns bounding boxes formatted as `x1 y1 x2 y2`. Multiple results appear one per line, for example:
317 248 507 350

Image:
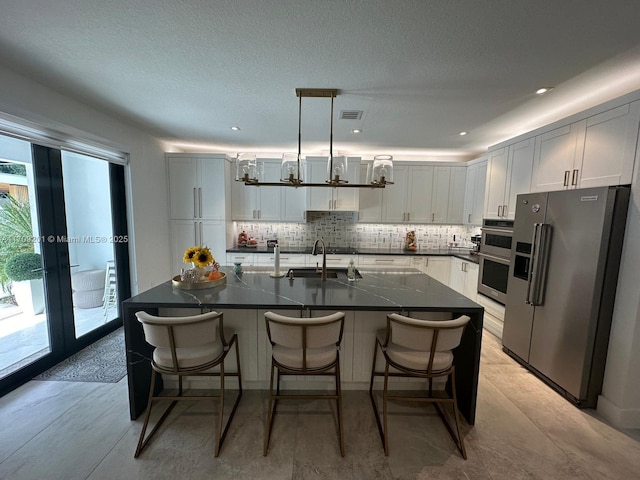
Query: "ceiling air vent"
339 110 363 120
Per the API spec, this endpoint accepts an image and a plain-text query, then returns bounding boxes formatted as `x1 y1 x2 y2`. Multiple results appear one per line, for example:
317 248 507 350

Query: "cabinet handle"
375 258 395 262
194 222 198 243
193 188 198 217
563 170 570 187
503 205 508 217
334 199 337 209
328 200 332 210
258 210 261 219
468 213 471 223
431 213 434 222
198 188 203 218
425 257 429 267
497 205 502 217
571 169 579 186
199 222 203 244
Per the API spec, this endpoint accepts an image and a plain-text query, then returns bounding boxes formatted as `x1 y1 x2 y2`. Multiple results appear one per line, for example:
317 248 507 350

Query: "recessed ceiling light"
535 87 553 95
459 131 467 136
352 129 362 134
230 126 240 131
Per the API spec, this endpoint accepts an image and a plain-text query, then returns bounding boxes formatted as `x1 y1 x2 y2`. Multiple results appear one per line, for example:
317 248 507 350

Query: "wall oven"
477 219 514 304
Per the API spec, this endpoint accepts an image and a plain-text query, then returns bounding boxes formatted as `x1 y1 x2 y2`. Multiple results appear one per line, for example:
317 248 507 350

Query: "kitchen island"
122 267 483 423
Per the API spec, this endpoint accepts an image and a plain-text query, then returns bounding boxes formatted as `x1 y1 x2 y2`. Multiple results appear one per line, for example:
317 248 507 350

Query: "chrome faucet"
312 238 328 281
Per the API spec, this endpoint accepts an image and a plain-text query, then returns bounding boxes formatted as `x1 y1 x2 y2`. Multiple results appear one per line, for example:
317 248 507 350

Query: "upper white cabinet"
231 159 306 222
168 154 228 220
446 166 467 224
306 157 360 211
378 165 460 224
532 102 640 191
484 138 534 219
463 158 487 225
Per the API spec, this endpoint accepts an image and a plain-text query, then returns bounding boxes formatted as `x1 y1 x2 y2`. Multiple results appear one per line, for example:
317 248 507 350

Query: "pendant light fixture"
238 88 392 188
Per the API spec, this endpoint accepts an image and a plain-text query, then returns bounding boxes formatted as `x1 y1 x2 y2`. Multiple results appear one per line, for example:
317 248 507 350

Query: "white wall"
0 65 172 294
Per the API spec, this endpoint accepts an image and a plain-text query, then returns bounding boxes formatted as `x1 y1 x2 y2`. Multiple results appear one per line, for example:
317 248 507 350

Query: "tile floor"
0 331 638 480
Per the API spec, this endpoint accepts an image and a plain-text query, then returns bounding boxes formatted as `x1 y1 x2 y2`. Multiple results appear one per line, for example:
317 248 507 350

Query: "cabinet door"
169 219 198 274
230 173 256 220
463 163 478 225
168 157 199 219
410 256 428 273
256 162 281 220
532 124 581 192
306 159 332 210
448 258 465 294
429 166 450 223
484 147 508 218
578 102 640 188
199 159 227 220
425 256 450 285
447 166 467 224
383 166 409 222
333 160 360 211
200 221 227 268
281 187 306 222
463 262 479 301
505 138 535 218
358 163 383 222
471 161 487 225
406 166 433 223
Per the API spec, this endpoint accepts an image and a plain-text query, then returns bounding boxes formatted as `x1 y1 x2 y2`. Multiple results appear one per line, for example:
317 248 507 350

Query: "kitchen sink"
286 267 362 279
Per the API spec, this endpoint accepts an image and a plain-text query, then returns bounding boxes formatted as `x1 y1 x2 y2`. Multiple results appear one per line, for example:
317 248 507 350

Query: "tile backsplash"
235 212 481 250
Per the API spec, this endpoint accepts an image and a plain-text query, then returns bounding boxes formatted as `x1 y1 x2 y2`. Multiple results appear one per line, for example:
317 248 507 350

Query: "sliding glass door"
0 136 130 396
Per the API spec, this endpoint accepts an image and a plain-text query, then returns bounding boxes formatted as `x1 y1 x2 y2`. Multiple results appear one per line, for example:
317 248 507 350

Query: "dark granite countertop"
125 266 482 312
226 246 479 264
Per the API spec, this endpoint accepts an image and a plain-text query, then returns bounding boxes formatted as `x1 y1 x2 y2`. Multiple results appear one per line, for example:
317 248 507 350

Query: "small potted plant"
5 252 45 315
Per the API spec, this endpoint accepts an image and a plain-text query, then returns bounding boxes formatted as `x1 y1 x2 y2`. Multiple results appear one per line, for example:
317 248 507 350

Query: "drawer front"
255 254 306 266
359 255 412 267
226 253 255 265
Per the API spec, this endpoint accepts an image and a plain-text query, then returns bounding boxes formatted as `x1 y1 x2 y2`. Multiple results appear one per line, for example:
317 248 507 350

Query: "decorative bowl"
172 272 227 290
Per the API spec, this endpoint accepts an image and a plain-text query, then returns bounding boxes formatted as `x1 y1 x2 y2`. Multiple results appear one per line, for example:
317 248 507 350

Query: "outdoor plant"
4 252 43 282
0 195 35 290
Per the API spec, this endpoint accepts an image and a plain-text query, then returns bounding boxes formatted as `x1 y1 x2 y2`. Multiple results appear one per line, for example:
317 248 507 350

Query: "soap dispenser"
347 259 356 281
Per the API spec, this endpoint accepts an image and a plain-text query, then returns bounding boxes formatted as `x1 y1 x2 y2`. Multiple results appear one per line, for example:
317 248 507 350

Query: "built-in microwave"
480 219 514 259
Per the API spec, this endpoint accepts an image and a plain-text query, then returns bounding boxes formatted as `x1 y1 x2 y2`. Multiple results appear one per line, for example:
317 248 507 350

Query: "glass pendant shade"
327 155 348 184
281 153 304 183
236 153 258 182
371 155 394 185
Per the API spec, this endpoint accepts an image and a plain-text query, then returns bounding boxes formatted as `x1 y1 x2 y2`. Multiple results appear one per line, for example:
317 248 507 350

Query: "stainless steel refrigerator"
502 186 630 408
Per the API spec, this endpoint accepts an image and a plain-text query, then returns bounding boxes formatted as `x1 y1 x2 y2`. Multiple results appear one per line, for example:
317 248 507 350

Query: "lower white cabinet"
170 220 226 275
226 252 256 266
306 254 357 269
254 253 306 267
424 256 451 285
358 255 411 268
449 257 478 301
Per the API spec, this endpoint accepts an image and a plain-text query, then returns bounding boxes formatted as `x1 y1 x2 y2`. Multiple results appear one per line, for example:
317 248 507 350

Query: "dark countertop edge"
226 247 479 264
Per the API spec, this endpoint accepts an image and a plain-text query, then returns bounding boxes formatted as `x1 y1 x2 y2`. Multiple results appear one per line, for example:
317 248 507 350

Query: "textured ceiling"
1 0 640 160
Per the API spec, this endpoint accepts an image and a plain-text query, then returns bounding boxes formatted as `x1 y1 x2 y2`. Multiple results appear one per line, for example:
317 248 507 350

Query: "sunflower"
193 247 214 267
183 246 201 263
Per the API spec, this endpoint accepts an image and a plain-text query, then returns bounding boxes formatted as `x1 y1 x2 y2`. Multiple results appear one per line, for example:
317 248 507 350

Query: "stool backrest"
386 313 470 353
136 310 225 350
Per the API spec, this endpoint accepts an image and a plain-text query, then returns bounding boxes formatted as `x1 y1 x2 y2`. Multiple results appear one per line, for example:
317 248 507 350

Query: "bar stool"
369 312 471 458
134 310 242 457
263 311 345 456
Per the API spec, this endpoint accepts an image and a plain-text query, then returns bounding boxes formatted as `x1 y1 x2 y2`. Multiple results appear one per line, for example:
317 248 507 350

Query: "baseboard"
482 312 503 339
597 394 640 429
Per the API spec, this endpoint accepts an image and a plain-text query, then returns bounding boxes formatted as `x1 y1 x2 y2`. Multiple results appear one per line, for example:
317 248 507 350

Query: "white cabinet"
446 166 467 224
358 255 412 268
463 158 487 225
170 220 226 274
533 102 640 192
424 256 450 285
167 154 228 221
231 161 280 221
231 160 305 221
357 163 383 222
449 257 478 301
254 253 306 267
167 154 230 274
306 254 357 269
306 157 360 211
484 138 534 219
226 252 256 266
430 167 452 223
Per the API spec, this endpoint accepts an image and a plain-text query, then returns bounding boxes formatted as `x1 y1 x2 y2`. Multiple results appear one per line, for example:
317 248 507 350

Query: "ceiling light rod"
241 88 390 188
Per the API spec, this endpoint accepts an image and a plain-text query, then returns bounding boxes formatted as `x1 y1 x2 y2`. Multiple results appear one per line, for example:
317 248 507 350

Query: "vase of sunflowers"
183 245 216 280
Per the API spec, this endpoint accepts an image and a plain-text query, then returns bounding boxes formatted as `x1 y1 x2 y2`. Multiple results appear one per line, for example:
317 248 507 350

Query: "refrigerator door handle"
527 222 550 306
